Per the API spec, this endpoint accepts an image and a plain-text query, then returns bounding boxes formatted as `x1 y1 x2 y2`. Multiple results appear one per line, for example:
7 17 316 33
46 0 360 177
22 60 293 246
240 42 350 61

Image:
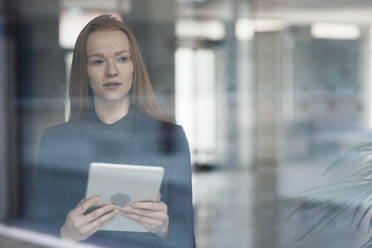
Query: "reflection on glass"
4 1 372 248
176 48 216 165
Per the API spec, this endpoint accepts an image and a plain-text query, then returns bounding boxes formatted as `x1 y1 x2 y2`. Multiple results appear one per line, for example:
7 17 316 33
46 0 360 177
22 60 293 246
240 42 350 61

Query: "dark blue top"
31 107 195 248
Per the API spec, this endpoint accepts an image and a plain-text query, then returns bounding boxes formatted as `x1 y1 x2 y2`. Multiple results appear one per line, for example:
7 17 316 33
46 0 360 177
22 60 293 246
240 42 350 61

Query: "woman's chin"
95 94 130 104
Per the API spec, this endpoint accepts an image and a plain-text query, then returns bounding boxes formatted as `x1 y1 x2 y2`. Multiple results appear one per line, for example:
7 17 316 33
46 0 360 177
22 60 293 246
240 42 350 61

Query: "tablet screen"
85 162 164 232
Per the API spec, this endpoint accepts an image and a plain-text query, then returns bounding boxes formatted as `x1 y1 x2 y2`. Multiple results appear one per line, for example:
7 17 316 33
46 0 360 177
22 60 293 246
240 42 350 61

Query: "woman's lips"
103 82 121 86
103 82 122 90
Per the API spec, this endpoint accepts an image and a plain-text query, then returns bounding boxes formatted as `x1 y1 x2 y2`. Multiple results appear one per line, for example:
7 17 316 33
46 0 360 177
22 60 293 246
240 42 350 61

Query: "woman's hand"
121 194 169 239
60 195 119 241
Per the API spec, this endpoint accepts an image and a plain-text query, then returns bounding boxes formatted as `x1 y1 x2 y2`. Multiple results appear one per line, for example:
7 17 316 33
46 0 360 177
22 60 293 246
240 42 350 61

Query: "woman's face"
86 30 134 103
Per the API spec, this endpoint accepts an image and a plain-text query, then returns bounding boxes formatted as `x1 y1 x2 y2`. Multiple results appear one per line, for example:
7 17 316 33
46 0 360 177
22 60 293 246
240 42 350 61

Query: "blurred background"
1 0 372 247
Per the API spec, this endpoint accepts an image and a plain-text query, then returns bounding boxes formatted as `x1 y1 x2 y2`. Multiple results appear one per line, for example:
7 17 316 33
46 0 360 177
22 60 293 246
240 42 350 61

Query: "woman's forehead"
86 30 130 56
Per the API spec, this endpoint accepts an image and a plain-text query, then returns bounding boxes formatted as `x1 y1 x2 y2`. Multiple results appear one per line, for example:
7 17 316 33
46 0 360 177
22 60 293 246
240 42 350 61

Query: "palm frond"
282 140 372 247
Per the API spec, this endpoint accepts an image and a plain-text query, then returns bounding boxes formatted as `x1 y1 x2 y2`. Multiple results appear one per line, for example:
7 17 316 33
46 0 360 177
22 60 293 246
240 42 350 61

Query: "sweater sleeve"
165 126 195 248
29 127 68 235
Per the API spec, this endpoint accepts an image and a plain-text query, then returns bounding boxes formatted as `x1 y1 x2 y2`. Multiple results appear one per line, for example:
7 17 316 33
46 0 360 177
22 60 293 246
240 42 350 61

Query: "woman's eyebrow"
87 53 104 59
115 50 130 55
87 50 130 59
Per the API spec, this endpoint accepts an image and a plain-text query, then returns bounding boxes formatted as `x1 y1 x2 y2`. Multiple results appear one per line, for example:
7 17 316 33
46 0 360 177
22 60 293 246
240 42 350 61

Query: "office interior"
1 0 372 247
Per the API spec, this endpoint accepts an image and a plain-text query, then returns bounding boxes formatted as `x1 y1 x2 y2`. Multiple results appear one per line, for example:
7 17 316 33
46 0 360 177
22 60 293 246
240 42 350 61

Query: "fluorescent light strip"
235 19 287 41
175 19 225 40
254 19 287 32
311 23 360 40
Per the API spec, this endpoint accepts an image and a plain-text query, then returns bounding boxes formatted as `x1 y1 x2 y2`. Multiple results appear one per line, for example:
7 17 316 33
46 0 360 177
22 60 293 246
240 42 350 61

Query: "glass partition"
1 0 372 247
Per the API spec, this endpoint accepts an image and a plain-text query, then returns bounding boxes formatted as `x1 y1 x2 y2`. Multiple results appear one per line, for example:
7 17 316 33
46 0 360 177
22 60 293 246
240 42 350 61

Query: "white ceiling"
253 8 372 25
177 0 372 25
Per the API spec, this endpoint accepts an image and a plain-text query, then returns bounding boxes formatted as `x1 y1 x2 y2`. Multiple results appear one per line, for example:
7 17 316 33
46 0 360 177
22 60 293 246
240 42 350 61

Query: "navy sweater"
31 107 195 248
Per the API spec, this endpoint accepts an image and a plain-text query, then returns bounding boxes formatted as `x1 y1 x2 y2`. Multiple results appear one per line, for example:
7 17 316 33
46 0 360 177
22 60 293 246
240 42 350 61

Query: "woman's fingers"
73 195 100 216
128 201 167 212
80 208 119 234
61 195 119 242
124 212 161 226
121 200 169 238
122 206 165 219
76 198 85 207
82 204 116 225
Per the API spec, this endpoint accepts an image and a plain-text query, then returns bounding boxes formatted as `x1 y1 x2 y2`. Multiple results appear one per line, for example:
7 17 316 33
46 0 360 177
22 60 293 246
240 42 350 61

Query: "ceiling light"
235 19 287 40
235 19 254 40
176 19 225 41
311 23 360 40
253 19 287 32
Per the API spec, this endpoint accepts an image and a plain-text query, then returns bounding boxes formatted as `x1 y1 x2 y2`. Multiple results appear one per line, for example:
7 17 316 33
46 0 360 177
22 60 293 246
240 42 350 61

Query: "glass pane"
1 0 372 248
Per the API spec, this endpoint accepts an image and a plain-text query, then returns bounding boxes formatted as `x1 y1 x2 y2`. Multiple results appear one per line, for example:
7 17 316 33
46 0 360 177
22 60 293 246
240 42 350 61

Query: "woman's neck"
93 96 130 124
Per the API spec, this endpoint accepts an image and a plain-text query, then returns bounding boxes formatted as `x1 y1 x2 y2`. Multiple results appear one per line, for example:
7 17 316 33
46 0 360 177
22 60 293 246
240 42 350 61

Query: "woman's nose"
105 61 119 78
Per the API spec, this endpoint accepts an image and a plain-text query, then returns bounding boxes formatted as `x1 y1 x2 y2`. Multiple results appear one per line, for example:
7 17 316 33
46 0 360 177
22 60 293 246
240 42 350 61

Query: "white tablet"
85 162 164 232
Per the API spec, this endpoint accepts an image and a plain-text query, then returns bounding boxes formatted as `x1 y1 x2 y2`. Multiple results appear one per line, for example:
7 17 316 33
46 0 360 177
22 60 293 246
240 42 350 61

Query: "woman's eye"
91 59 104 65
118 56 128 63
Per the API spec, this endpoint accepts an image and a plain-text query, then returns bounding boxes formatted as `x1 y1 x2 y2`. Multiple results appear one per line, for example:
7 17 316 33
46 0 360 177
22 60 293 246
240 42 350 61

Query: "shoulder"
135 110 189 151
136 111 187 139
40 119 84 144
37 121 84 168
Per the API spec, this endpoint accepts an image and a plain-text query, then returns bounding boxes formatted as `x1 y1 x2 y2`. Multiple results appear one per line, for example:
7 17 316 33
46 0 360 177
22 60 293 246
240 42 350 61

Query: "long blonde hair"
69 15 167 122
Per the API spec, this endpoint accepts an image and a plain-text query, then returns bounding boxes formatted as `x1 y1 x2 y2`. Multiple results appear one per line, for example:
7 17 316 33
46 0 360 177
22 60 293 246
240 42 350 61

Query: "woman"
32 15 195 248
